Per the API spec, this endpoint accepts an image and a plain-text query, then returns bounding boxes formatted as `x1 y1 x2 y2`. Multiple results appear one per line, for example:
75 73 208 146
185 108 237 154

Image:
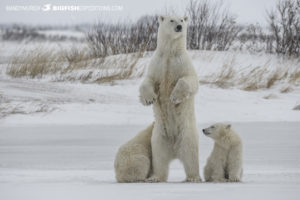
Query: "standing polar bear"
114 123 154 182
203 123 243 182
139 16 201 182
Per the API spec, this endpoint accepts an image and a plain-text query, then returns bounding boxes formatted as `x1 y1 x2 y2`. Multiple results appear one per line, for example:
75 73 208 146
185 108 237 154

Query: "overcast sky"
0 0 277 26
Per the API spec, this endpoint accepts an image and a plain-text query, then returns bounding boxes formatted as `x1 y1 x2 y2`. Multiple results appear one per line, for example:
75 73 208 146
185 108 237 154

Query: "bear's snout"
202 129 210 135
176 25 182 32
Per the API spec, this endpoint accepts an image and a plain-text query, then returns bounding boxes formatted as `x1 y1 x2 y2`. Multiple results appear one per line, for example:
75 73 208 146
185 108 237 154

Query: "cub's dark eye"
170 20 174 22
181 19 183 22
211 126 215 129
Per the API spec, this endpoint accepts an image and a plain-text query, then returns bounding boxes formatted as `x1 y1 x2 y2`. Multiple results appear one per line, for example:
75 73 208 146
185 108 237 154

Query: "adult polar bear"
139 16 201 182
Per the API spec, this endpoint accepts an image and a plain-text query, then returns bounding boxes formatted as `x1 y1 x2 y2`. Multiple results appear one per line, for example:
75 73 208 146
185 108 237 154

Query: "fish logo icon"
42 4 51 11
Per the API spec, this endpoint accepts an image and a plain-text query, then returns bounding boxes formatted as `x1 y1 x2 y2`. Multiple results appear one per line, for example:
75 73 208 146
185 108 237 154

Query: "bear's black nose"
202 129 205 133
176 25 182 32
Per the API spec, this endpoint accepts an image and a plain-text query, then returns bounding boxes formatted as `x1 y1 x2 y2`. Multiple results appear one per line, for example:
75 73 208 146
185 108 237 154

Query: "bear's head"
158 16 188 39
202 123 231 140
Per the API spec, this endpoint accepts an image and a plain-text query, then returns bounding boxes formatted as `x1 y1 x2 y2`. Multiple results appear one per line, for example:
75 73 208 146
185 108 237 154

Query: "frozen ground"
0 77 299 200
0 42 299 199
0 123 300 200
1 76 300 125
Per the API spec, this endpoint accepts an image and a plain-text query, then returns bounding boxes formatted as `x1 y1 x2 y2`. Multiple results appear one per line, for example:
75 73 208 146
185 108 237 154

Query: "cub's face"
158 16 188 39
202 123 231 140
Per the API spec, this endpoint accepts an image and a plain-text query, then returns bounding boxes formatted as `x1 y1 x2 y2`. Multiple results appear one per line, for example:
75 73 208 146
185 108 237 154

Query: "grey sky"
0 0 277 25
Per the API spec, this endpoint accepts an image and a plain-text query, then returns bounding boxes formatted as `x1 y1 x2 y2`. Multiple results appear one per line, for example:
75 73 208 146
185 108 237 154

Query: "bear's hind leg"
146 132 172 182
210 164 227 182
227 145 243 182
178 135 202 182
115 154 150 183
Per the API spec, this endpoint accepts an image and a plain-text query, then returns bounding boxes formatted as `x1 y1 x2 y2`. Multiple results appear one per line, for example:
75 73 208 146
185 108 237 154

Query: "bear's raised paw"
139 91 157 106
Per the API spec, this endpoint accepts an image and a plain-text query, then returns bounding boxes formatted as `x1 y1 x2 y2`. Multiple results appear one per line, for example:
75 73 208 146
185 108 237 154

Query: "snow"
0 123 300 200
37 30 85 39
0 76 299 126
1 41 300 199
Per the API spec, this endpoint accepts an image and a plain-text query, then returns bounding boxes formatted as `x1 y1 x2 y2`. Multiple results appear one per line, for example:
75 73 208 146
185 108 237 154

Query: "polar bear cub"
203 123 243 182
114 123 153 182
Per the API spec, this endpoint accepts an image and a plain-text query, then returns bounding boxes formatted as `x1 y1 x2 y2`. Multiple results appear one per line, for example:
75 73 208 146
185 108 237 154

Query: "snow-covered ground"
0 74 300 199
0 75 299 125
0 123 300 200
0 38 299 199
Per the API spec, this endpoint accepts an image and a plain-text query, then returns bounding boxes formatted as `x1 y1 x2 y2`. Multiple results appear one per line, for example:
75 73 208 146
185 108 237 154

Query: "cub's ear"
226 124 231 130
184 16 188 22
159 16 165 23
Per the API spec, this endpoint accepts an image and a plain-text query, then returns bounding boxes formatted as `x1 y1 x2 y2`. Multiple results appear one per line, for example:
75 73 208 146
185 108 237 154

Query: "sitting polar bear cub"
203 123 243 182
114 123 153 182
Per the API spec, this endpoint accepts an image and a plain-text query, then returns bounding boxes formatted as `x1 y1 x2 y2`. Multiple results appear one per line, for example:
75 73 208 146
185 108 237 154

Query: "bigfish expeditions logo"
5 4 123 12
41 4 51 11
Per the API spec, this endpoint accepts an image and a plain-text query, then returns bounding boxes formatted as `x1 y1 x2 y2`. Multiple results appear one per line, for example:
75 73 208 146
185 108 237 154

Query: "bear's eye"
170 20 174 22
181 19 183 22
211 126 215 129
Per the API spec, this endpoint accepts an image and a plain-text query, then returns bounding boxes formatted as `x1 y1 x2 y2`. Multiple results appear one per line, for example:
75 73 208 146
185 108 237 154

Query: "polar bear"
139 16 201 182
203 123 243 182
114 123 153 182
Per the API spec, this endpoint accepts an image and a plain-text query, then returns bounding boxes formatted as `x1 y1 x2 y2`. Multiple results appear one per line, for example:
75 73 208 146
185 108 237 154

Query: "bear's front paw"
145 176 162 183
212 178 228 183
170 91 190 104
170 79 190 104
170 94 182 104
185 176 202 183
228 176 241 182
139 90 157 106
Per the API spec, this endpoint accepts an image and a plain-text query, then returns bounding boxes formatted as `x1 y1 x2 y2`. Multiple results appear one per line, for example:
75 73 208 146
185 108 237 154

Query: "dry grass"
56 51 144 84
7 48 65 78
63 47 91 64
241 67 288 91
289 70 300 84
263 94 279 99
95 51 143 83
293 104 300 110
280 86 293 93
199 58 236 88
6 47 144 84
199 56 299 91
212 64 236 88
240 67 266 91
6 47 300 89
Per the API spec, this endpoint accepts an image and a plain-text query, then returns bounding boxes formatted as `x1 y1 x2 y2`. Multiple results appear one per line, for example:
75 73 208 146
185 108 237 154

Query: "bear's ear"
226 124 231 130
184 16 188 22
159 16 165 23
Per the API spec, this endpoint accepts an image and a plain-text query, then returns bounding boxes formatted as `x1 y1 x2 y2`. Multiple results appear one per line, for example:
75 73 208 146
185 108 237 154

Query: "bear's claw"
228 177 240 182
145 176 162 183
139 92 157 106
145 98 155 105
185 176 202 183
170 95 182 104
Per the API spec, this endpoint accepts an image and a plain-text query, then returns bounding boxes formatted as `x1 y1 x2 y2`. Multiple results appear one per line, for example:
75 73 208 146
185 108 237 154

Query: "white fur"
203 123 243 182
139 16 201 182
114 123 154 182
